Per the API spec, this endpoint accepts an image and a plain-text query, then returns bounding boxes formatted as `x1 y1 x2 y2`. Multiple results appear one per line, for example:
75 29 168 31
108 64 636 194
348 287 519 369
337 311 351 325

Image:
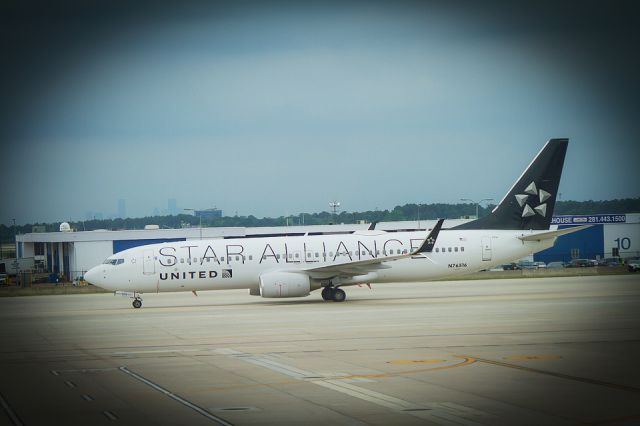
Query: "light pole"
12 218 19 286
329 201 340 224
183 208 202 239
12 218 16 258
460 198 494 219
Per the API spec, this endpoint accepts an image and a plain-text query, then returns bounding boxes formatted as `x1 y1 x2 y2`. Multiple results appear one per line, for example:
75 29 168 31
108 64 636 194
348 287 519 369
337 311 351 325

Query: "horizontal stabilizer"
518 225 592 242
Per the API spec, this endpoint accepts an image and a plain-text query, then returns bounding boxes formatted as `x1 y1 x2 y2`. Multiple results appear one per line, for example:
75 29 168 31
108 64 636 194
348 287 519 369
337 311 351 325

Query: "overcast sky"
1 1 638 225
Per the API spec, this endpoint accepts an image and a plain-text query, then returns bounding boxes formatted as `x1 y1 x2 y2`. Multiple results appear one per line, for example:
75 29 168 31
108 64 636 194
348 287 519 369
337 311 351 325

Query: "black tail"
454 138 568 230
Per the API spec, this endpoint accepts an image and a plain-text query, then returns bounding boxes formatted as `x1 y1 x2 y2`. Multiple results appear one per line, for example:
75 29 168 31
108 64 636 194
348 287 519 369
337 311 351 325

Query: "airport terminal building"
12 214 640 281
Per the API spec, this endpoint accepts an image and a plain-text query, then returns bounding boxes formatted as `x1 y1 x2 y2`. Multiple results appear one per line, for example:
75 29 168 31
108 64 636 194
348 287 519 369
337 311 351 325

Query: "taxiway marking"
0 391 23 426
216 348 485 426
468 355 640 393
119 366 234 426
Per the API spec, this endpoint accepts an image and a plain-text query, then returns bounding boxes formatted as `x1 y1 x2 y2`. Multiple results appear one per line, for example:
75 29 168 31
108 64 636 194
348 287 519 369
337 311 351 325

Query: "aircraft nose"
84 266 104 287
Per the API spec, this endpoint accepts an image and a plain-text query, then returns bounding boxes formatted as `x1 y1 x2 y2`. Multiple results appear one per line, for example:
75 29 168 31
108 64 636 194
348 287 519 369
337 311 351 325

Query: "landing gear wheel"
132 298 142 309
332 288 346 302
321 287 333 301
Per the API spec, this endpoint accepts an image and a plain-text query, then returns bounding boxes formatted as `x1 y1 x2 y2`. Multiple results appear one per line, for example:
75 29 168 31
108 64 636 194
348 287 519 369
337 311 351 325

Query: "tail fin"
454 138 568 230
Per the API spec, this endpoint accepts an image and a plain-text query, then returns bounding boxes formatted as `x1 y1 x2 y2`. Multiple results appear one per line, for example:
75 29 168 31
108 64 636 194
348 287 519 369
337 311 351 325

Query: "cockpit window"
103 258 124 265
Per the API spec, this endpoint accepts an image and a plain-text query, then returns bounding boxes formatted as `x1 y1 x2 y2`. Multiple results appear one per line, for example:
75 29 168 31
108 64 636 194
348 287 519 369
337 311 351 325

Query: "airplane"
85 138 589 308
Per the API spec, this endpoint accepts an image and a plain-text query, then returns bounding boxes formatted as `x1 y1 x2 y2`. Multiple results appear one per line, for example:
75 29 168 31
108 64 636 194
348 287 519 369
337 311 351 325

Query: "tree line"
1 198 639 242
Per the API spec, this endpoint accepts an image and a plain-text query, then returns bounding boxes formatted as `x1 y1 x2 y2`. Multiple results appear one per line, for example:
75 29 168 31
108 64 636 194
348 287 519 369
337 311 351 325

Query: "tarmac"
1 274 639 425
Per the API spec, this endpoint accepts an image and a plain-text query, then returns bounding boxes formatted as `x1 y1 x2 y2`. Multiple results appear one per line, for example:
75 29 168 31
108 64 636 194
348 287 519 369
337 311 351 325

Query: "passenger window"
448 247 452 252
315 252 319 257
180 258 184 263
206 258 210 262
295 253 299 258
461 247 464 252
436 248 439 252
329 252 333 257
276 254 281 259
248 255 253 260
221 257 225 261
454 247 458 252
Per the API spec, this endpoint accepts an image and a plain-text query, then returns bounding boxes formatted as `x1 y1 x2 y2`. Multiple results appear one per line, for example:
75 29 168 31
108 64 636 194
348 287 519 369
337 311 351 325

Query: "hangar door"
481 237 492 261
143 250 155 275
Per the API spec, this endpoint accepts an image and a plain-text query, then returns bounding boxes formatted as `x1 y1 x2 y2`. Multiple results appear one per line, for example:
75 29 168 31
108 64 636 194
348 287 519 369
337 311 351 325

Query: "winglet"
413 219 444 254
367 221 378 231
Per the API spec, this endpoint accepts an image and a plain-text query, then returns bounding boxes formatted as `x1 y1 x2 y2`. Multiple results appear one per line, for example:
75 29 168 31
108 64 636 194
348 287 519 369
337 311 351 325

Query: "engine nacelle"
259 272 310 298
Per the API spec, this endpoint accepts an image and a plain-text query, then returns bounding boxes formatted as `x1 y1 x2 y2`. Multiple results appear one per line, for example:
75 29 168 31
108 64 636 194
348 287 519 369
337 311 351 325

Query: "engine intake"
259 272 311 298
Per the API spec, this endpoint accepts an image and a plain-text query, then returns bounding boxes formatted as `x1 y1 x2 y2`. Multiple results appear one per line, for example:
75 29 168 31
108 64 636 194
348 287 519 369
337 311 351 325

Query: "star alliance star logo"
515 181 551 218
427 237 435 245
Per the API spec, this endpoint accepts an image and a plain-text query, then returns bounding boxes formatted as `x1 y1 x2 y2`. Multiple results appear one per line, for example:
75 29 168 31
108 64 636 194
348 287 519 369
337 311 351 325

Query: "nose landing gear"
114 291 144 308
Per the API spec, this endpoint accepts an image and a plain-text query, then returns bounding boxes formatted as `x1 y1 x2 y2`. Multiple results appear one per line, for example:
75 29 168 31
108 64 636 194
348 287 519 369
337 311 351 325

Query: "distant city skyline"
1 2 638 225
81 199 225 224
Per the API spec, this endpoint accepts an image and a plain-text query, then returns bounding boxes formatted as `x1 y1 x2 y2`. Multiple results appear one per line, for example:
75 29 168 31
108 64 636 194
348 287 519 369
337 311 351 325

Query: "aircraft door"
143 249 155 274
481 237 492 261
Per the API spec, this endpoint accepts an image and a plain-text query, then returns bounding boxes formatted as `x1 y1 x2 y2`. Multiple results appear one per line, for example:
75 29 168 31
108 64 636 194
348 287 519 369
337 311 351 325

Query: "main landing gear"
132 297 143 309
321 286 346 302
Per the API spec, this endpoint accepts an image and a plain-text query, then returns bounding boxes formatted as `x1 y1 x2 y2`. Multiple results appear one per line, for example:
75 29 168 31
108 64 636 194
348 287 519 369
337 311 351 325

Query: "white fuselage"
85 228 555 295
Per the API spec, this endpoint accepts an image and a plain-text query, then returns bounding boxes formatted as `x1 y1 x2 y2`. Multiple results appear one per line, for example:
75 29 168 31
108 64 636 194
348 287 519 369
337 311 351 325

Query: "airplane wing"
518 224 592 241
304 219 444 281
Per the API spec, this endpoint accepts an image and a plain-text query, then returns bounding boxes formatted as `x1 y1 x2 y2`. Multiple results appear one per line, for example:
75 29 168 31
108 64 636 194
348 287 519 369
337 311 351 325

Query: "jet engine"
259 272 310 298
